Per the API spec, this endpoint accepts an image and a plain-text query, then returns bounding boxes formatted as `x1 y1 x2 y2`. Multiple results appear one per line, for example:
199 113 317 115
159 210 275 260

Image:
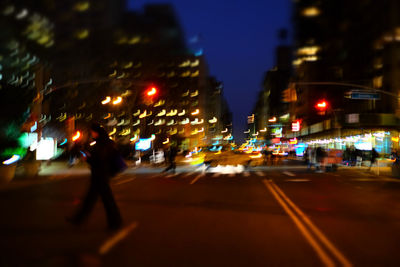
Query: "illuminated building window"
3 5 15 16
16 8 28 20
191 70 199 77
117 36 128 44
304 56 318 62
301 7 320 17
373 76 383 88
74 2 90 12
128 36 141 44
292 58 303 66
123 62 133 69
181 71 190 77
179 60 190 67
297 46 320 56
190 60 199 67
75 29 89 39
374 58 383 69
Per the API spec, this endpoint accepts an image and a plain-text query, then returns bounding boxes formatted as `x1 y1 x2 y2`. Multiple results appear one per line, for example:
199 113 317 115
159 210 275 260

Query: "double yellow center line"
263 179 352 267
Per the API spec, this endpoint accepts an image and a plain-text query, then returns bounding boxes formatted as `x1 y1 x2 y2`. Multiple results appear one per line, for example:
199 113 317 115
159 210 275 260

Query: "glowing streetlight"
72 131 81 141
208 117 217 123
191 109 200 115
147 87 157 96
112 96 122 105
101 96 111 105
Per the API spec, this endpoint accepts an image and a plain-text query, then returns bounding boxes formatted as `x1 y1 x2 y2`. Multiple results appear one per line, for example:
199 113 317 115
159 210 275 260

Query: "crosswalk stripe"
243 172 250 177
185 172 195 177
256 171 265 177
285 179 310 182
165 173 179 178
190 173 204 185
283 171 295 177
99 222 138 255
114 177 136 185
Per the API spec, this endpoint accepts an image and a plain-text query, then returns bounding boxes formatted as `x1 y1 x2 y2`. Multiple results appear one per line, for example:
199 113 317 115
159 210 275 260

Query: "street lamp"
112 96 122 105
101 96 111 105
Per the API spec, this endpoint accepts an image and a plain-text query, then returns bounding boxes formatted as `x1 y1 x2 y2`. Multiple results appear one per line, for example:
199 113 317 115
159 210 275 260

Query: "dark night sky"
128 0 292 143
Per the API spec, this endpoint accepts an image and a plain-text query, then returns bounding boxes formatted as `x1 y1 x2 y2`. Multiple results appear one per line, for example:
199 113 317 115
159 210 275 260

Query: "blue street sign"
345 90 380 100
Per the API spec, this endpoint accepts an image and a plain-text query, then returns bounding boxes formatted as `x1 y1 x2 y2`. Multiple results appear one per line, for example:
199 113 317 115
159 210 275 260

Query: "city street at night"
1 162 400 266
2 1 400 266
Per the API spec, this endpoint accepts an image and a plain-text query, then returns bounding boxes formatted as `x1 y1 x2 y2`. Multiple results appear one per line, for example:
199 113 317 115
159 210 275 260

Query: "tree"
0 82 35 160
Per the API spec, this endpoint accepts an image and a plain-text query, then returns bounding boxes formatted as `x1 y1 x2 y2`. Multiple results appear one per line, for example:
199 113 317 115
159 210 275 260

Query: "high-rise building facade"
289 0 400 153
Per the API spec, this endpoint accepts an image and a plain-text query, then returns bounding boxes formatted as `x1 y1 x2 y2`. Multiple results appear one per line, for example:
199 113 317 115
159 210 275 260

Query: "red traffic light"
315 100 328 110
146 86 157 96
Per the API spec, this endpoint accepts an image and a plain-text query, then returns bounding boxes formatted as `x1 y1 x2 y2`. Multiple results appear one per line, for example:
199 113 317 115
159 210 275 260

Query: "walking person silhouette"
67 123 123 230
163 144 178 173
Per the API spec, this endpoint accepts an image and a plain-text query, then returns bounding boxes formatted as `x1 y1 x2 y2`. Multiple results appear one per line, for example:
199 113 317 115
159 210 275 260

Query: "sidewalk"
0 161 89 192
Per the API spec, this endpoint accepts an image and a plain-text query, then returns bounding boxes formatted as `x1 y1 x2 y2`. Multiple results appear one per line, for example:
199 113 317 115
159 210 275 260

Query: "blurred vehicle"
323 149 343 171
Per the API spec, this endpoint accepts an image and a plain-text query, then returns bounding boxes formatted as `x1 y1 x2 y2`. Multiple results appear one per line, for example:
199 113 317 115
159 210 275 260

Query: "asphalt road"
1 165 400 266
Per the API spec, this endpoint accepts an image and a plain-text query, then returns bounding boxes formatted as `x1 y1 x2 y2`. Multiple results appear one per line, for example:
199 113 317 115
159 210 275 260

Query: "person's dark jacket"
86 137 118 180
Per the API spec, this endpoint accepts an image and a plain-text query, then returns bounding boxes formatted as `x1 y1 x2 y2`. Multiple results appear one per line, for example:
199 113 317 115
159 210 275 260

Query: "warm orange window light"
72 131 81 141
112 96 122 105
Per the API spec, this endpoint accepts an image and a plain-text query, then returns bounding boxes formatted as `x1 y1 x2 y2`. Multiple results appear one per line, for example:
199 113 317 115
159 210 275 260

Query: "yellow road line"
114 177 136 185
99 222 138 255
263 179 335 267
264 179 352 267
190 173 204 184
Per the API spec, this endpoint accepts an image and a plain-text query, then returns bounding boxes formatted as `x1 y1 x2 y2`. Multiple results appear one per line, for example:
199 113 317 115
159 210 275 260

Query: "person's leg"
99 180 122 229
163 163 172 172
68 182 98 224
171 161 176 173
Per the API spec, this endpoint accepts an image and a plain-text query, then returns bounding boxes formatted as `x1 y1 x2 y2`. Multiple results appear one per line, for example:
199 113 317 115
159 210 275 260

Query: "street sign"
345 90 380 100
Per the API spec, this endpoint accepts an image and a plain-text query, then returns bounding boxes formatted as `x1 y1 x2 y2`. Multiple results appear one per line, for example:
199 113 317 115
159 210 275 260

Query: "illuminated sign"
292 120 301 132
36 138 56 160
135 138 152 151
271 127 283 138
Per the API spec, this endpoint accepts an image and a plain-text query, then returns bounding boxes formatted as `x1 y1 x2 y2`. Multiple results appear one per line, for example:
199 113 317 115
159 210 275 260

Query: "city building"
21 2 231 152
0 3 53 154
248 29 292 146
287 0 400 154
